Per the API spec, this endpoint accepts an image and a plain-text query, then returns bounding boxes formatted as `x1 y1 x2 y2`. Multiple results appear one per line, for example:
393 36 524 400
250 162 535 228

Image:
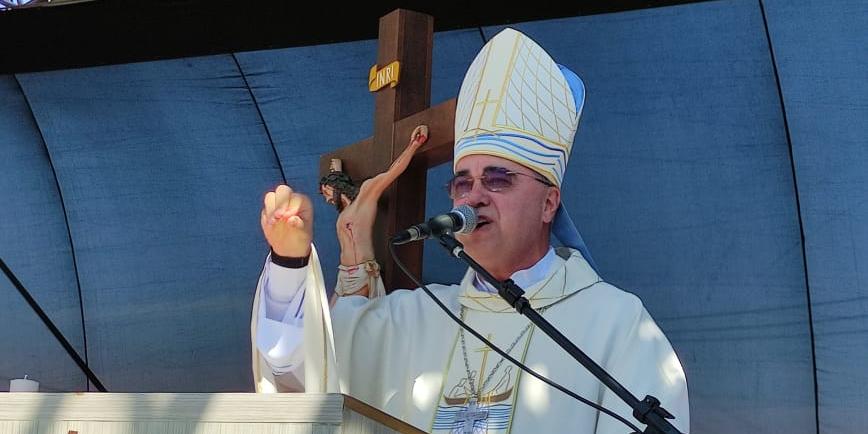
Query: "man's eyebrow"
454 169 470 177
484 165 508 172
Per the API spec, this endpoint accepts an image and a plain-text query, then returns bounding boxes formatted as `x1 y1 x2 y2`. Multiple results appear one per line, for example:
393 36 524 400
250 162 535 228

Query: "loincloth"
335 259 386 299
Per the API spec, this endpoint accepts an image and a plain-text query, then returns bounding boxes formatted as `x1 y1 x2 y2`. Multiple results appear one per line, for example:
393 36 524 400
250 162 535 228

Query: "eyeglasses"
445 166 554 199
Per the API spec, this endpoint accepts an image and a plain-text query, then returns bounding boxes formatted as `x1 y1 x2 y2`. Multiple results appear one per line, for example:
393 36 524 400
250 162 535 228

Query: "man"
251 28 690 433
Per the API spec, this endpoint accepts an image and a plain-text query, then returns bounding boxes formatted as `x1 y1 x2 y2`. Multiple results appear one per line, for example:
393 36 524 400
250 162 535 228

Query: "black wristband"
270 248 310 269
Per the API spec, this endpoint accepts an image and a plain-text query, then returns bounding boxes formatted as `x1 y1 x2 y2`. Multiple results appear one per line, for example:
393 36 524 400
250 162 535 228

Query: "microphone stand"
436 234 682 434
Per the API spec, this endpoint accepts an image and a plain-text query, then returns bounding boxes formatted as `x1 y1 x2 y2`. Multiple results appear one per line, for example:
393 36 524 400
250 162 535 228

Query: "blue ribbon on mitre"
552 64 598 273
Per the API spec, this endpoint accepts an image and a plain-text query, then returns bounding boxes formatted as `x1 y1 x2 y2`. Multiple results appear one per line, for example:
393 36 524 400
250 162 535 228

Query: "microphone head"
452 204 477 234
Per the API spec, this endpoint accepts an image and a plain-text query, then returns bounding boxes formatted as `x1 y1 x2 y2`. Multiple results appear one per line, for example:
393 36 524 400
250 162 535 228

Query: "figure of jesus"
318 125 429 299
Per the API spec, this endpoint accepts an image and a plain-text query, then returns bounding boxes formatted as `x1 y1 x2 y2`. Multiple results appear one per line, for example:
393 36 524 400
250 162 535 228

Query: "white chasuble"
431 308 537 433
253 247 690 433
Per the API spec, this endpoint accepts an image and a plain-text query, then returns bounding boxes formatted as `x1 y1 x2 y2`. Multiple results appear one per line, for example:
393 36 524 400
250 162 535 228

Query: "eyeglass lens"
447 167 516 198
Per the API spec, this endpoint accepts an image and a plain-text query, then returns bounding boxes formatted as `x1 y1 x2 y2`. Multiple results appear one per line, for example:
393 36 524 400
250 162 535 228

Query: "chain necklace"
458 306 542 402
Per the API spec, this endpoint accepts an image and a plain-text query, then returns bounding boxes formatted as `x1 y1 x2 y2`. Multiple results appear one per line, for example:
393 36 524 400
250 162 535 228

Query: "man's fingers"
285 192 306 218
263 191 277 221
261 185 310 225
260 185 313 257
287 215 304 228
275 184 291 207
260 207 271 230
273 185 294 219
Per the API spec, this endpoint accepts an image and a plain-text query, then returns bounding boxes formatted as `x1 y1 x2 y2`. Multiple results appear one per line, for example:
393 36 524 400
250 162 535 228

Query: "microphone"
391 205 477 245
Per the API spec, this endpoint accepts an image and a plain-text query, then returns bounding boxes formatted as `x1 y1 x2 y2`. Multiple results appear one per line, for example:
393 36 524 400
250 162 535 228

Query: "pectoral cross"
455 335 495 433
455 398 489 434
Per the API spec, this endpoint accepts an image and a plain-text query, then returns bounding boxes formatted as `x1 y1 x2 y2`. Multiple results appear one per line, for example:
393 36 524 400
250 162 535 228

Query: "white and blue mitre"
453 28 598 271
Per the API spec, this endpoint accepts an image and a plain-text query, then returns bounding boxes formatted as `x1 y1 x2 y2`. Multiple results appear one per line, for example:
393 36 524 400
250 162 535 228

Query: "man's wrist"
270 248 310 269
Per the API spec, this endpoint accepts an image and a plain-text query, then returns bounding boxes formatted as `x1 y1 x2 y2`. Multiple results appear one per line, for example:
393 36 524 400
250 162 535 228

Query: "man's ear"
542 187 560 224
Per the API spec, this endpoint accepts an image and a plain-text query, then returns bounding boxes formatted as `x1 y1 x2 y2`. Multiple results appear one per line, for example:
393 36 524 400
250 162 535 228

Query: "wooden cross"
319 9 457 291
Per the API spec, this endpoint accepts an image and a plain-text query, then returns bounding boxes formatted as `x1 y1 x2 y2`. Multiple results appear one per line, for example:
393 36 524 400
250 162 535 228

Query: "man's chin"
458 238 498 261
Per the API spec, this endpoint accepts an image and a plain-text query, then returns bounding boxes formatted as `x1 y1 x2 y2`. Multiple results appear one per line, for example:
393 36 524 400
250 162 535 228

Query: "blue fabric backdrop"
764 1 868 432
1 1 865 432
0 76 86 391
483 3 816 433
14 56 283 391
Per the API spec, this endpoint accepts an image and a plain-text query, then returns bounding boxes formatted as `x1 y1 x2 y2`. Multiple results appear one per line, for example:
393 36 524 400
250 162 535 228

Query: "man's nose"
461 179 489 207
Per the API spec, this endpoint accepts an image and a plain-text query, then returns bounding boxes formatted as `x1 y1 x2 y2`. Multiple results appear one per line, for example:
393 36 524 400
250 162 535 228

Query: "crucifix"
455 398 489 434
319 9 456 291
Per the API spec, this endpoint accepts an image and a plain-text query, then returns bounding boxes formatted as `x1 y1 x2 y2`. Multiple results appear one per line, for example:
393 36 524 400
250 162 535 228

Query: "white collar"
473 247 557 293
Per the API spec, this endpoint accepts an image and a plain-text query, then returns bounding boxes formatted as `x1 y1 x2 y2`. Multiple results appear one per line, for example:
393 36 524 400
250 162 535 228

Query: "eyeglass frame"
444 166 555 199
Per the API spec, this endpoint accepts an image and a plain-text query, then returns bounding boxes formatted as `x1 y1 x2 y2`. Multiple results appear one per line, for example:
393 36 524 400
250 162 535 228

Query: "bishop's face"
450 155 560 280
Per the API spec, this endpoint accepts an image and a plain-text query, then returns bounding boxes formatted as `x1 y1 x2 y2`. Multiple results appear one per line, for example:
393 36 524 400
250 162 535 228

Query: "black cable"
388 243 642 433
0 257 107 392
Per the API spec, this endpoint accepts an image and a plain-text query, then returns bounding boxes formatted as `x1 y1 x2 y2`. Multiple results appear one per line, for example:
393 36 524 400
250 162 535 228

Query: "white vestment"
251 246 690 433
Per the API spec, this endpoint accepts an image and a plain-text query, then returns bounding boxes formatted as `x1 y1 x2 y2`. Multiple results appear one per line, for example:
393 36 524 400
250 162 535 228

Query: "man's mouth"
474 216 492 230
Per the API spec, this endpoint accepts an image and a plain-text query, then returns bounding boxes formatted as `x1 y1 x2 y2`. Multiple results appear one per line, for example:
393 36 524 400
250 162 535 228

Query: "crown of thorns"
319 171 359 202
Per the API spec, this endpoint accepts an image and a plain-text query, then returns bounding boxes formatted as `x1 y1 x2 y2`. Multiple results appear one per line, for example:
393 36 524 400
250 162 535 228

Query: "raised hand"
261 185 314 258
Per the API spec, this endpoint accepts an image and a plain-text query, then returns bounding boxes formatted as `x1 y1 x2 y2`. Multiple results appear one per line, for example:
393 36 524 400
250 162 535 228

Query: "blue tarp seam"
231 52 287 184
759 1 819 432
12 73 93 392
